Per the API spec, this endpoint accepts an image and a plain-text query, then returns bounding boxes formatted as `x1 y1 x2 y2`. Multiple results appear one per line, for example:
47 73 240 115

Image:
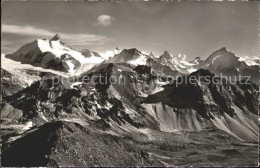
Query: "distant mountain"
5 35 259 83
105 48 182 77
106 48 149 65
6 34 104 74
201 47 239 71
159 51 173 61
156 51 203 74
201 47 259 84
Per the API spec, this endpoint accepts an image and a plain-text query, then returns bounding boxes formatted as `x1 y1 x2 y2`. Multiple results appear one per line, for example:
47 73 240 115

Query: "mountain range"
4 35 259 83
1 35 259 166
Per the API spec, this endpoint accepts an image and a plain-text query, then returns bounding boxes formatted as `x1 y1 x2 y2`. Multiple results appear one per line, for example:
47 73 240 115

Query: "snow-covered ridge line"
238 56 260 66
3 33 260 78
5 35 105 74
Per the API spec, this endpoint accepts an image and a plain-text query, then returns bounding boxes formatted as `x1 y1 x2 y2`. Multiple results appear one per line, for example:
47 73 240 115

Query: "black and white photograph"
0 1 259 167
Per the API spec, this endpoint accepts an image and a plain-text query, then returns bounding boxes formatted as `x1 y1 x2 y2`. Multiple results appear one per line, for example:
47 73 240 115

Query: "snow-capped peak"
6 35 104 74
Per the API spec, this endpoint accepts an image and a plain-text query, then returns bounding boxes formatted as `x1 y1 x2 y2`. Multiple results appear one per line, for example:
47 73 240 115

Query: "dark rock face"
50 34 61 41
146 69 258 116
134 65 152 74
144 69 258 140
2 121 163 167
44 54 81 73
1 69 25 97
159 51 173 60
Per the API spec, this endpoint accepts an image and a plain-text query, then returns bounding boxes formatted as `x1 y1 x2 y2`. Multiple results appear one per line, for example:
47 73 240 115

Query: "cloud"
2 24 110 46
96 15 114 27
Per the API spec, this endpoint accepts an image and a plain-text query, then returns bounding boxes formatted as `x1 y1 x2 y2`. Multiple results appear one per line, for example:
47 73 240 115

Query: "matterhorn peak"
50 34 61 41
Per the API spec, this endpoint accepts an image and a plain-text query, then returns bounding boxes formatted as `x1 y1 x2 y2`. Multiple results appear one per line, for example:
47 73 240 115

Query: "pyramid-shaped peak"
206 47 230 60
220 47 227 51
217 47 228 53
149 52 155 57
212 47 229 55
50 34 61 41
160 50 173 60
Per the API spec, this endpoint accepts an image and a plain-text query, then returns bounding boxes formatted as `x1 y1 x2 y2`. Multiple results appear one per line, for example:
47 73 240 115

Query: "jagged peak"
219 47 228 52
50 34 61 41
159 50 173 60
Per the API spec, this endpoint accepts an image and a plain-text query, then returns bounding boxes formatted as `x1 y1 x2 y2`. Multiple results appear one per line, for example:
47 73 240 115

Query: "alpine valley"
1 35 259 166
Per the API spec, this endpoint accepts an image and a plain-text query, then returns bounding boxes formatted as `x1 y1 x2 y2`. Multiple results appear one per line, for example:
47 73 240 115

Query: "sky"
2 1 259 60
